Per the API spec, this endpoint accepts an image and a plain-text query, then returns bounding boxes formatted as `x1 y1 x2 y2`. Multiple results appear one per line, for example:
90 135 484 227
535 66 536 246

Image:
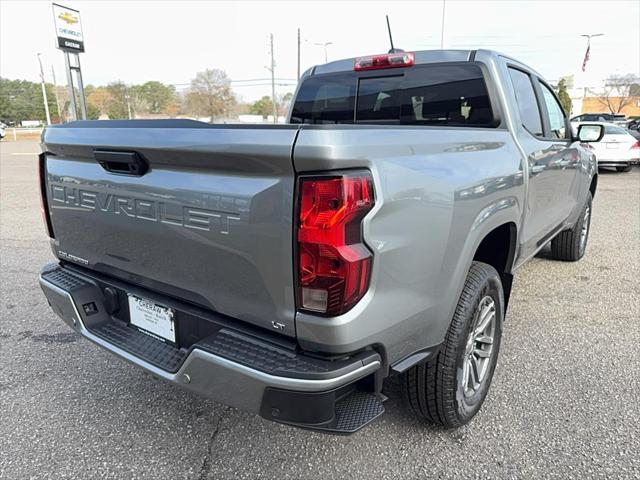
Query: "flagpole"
580 33 604 97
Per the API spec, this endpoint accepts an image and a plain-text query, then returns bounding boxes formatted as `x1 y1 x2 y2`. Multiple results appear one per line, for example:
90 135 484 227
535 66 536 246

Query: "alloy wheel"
461 296 496 398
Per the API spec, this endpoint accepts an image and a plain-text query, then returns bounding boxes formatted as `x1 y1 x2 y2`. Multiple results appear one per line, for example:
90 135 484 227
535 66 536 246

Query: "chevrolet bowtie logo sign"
58 12 78 25
52 3 85 52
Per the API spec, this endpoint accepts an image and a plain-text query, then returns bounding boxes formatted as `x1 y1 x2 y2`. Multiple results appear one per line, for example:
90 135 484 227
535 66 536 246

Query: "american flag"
582 44 590 72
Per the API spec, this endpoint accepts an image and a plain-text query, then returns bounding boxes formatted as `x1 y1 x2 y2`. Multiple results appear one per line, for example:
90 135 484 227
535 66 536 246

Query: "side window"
604 125 627 135
540 83 566 139
508 68 543 136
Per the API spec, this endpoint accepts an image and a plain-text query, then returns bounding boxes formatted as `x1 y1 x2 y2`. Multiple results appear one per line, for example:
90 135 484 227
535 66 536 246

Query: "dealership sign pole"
52 3 87 120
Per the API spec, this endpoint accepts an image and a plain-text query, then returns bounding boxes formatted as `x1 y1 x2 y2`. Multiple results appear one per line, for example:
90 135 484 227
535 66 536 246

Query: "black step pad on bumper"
91 322 187 372
330 391 385 433
260 387 385 434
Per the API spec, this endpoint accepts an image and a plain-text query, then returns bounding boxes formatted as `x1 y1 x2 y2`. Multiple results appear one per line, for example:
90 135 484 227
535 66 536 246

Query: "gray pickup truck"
39 49 603 433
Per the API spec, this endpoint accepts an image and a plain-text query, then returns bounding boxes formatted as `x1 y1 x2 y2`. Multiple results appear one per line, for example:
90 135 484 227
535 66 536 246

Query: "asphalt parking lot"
1 140 639 480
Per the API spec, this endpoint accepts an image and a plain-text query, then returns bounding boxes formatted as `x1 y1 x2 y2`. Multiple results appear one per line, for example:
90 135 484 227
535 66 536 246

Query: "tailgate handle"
94 150 148 176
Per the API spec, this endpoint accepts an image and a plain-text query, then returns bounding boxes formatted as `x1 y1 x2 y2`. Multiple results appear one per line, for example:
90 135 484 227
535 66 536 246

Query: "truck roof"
308 49 544 80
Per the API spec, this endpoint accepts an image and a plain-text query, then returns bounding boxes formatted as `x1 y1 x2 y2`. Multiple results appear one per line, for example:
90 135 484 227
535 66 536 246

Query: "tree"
556 79 572 115
249 95 274 118
139 81 175 114
86 102 101 120
127 84 149 116
87 87 113 115
0 78 58 124
106 81 129 119
593 74 640 114
186 69 235 121
277 92 294 116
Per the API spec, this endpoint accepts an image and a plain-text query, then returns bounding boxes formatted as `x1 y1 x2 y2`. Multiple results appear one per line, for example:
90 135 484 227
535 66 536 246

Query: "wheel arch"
472 222 518 309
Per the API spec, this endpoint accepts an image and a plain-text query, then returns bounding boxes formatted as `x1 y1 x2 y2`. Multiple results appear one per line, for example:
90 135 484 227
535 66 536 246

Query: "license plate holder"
128 294 176 343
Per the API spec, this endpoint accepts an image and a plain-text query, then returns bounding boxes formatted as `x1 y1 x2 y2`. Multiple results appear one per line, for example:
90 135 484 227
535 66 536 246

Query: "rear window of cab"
290 63 496 127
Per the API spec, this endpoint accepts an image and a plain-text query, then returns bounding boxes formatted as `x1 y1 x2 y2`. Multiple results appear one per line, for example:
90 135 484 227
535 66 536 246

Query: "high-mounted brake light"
296 172 375 316
354 52 415 71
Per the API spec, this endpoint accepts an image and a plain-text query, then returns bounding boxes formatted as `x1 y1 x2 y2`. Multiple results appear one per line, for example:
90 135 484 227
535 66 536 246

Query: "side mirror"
576 124 604 142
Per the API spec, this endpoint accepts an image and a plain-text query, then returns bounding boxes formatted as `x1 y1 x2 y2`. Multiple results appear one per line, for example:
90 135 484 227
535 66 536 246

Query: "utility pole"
51 66 63 123
125 92 132 119
269 33 277 123
37 54 51 125
440 0 446 49
297 28 301 81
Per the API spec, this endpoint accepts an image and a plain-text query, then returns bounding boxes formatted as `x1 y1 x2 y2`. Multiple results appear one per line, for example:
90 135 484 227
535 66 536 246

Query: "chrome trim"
39 275 380 404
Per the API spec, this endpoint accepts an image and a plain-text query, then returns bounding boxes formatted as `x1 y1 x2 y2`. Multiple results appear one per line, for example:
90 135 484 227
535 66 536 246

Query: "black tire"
402 261 504 428
616 165 632 172
550 191 592 262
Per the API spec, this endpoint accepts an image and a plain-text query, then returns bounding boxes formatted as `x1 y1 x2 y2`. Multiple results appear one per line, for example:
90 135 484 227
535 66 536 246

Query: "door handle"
94 150 148 176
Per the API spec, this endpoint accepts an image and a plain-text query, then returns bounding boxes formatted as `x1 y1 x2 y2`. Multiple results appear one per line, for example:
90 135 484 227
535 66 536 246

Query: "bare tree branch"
592 74 640 114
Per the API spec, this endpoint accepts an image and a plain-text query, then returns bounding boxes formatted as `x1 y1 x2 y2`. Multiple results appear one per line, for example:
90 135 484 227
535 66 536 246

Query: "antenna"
386 15 404 54
386 15 394 52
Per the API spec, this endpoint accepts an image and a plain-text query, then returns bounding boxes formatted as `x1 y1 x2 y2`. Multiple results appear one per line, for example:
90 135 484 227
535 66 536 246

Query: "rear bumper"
39 263 384 433
598 160 632 167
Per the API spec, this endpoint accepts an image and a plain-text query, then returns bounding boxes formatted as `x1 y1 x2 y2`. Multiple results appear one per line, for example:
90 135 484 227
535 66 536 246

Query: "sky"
1 0 639 102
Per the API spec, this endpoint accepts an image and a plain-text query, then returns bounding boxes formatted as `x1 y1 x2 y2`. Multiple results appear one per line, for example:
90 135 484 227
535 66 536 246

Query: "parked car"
626 118 640 131
38 49 601 433
573 122 640 171
0 125 5 140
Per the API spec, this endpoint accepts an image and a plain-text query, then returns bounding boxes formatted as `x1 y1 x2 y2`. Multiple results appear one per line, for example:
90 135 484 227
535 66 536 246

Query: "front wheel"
402 261 504 428
616 165 632 173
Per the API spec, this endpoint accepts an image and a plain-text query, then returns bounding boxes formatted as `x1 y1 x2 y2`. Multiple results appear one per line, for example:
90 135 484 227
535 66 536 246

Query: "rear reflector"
354 52 415 71
296 172 375 316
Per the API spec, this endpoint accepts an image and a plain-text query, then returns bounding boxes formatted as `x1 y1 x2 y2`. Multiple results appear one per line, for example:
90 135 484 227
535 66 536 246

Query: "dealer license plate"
128 294 176 343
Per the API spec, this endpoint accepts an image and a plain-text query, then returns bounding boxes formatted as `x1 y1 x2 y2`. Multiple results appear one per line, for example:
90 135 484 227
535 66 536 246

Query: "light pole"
51 66 62 123
37 54 51 125
440 0 446 49
314 41 333 63
297 28 301 81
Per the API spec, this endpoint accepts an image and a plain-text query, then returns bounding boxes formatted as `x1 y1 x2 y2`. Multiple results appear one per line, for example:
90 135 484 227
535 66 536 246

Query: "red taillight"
354 52 415 71
631 141 640 149
296 172 375 316
38 153 55 238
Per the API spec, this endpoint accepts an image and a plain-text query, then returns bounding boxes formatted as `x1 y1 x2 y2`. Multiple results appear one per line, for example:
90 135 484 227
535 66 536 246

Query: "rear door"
534 78 582 223
507 67 579 253
43 122 299 337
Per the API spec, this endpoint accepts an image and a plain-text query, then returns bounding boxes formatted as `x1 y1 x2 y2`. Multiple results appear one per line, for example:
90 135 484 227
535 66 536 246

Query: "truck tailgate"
42 121 299 337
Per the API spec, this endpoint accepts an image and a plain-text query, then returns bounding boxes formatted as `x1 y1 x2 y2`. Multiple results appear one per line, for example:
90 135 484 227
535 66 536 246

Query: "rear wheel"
616 165 632 172
550 191 592 261
402 261 503 428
